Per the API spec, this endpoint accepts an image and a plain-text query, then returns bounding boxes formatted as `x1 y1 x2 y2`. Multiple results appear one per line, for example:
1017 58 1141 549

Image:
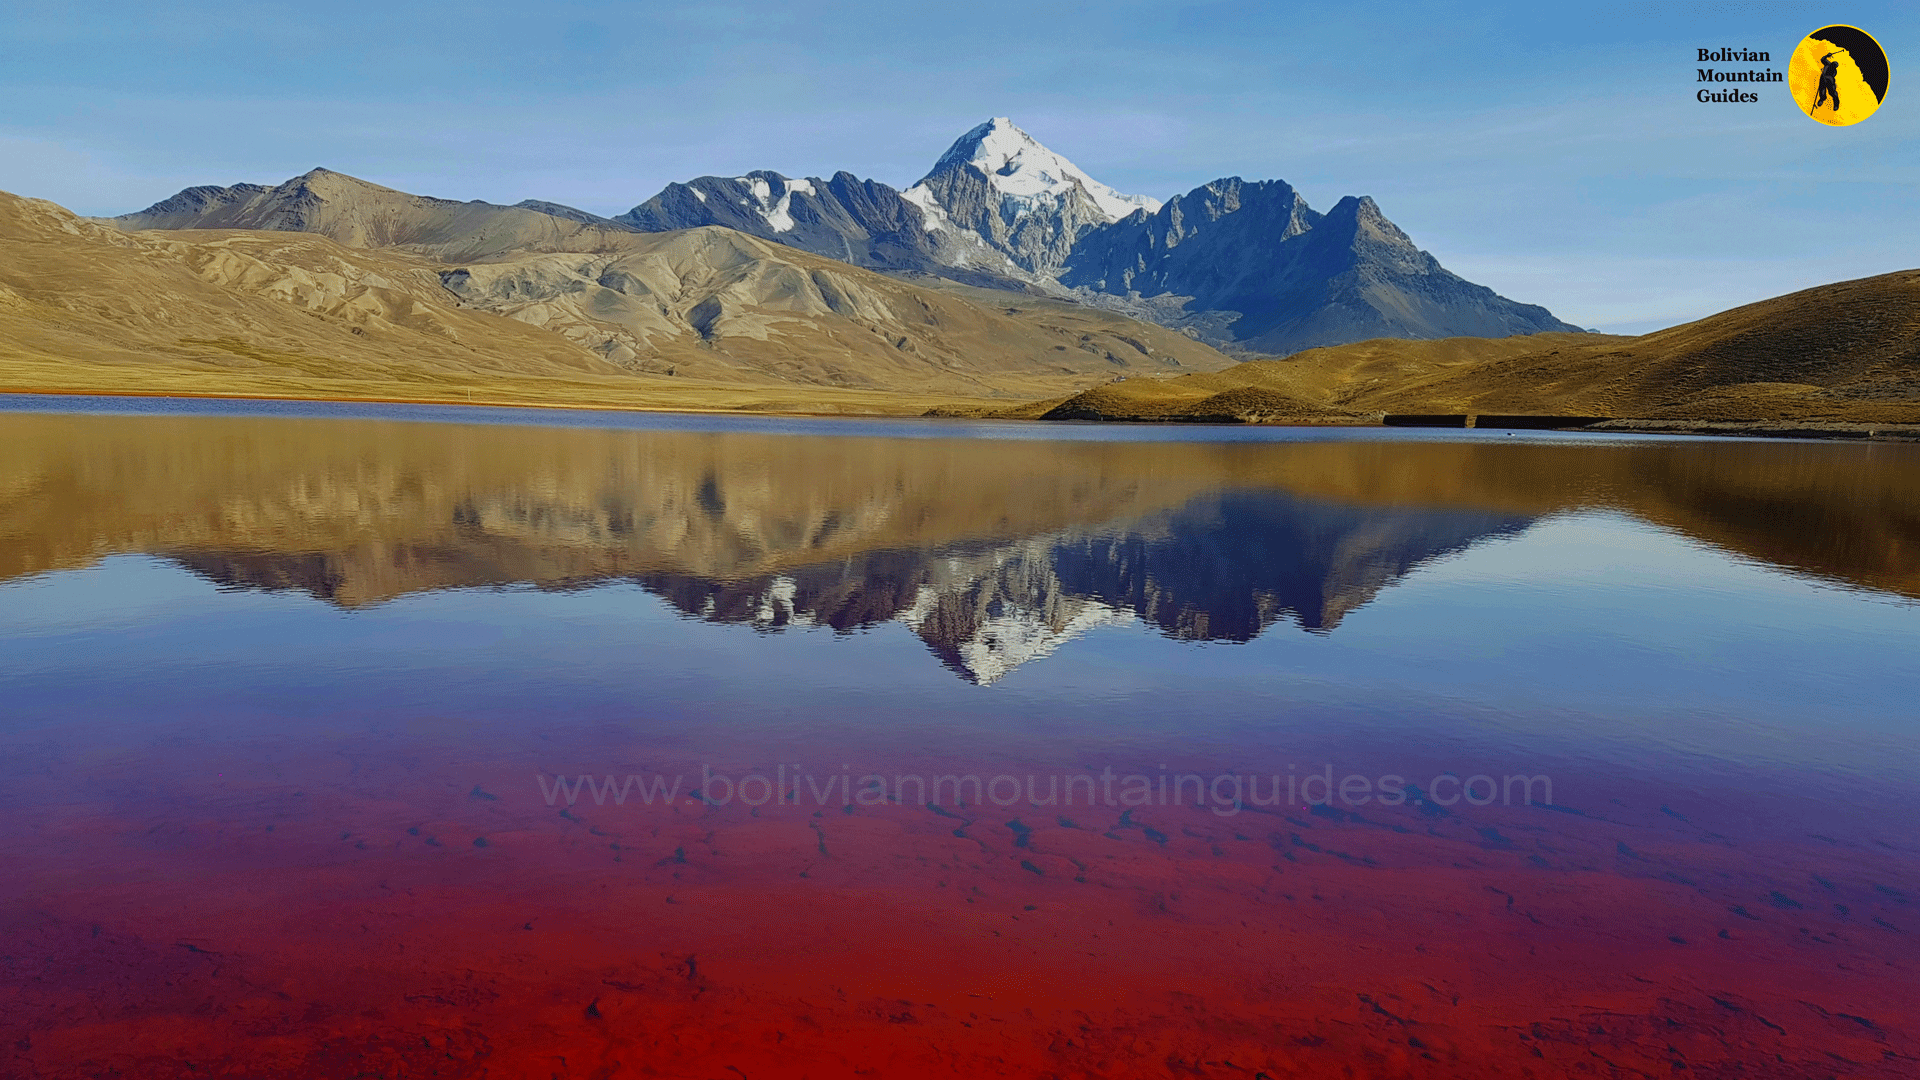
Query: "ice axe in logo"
1814 48 1846 112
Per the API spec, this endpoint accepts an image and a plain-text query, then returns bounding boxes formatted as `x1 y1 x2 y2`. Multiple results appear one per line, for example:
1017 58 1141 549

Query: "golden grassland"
0 344 1011 418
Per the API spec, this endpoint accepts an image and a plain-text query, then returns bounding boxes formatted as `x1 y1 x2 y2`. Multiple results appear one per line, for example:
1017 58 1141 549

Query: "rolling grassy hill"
988 272 1920 429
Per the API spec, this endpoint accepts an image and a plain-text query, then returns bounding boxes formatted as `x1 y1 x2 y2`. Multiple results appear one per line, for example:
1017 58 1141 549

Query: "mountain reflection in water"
2 409 1916 686
617 495 1531 683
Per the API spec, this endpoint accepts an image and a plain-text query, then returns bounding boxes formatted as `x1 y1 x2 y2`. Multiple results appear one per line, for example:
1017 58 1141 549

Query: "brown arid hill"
991 272 1920 428
0 186 1235 411
106 167 645 262
1366 270 1920 422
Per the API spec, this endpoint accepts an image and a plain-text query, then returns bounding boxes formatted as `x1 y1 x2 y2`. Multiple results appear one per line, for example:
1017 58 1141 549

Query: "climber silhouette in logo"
1813 50 1843 111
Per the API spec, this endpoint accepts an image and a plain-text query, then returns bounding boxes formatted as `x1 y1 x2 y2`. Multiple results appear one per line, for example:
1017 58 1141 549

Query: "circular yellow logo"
1789 25 1888 125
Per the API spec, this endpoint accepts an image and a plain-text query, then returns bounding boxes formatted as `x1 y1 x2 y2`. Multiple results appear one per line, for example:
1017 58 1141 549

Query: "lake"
2 397 1917 1078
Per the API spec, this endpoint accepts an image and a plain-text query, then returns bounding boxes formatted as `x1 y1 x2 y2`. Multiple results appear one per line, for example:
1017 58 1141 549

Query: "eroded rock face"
617 170 1025 288
421 226 1229 386
434 230 902 364
1061 178 1318 300
905 158 1112 278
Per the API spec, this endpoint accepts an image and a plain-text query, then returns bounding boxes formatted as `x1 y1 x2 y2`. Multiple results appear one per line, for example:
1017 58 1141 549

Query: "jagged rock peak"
917 117 1161 224
616 168 1029 286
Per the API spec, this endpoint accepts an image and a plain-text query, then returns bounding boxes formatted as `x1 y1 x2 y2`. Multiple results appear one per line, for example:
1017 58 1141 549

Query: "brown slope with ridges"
4 188 1237 406
107 168 644 262
429 225 1236 390
1 190 630 381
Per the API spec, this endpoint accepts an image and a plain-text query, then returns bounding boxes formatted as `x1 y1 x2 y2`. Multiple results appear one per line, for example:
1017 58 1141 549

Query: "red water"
5 714 1915 1079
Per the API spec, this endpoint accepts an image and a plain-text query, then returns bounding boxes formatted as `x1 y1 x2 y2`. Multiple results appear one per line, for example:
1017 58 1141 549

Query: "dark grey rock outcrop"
616 170 1026 289
1063 178 1581 354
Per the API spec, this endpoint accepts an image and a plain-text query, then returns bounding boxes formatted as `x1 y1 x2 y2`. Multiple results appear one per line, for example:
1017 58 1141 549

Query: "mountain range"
109 117 1581 357
15 116 1912 428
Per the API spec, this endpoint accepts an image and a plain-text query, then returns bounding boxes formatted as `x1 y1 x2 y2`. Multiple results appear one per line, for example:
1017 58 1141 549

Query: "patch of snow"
898 183 950 234
752 576 815 627
762 190 795 232
737 176 797 233
690 187 707 202
788 177 816 196
902 580 1132 686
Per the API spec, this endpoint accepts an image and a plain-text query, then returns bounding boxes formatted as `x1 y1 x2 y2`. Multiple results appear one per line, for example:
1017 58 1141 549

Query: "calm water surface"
2 398 1917 1078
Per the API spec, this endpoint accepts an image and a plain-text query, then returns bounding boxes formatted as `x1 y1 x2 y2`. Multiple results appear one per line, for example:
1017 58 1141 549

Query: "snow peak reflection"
1697 47 1780 102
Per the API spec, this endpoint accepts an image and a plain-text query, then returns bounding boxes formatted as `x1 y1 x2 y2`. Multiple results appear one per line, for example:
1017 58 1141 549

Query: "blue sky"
2 1 1914 333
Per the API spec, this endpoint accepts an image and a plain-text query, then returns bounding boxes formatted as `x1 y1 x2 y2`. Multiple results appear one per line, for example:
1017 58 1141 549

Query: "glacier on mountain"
910 116 1161 224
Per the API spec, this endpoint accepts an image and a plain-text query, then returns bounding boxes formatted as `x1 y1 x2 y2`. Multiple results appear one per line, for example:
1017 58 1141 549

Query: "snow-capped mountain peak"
918 117 1161 223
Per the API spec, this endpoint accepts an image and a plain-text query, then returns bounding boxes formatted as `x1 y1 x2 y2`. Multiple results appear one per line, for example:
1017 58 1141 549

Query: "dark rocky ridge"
616 170 1028 290
1063 179 1580 354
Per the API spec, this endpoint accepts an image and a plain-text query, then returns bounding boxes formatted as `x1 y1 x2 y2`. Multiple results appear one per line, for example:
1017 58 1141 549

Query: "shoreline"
3 387 1918 443
0 384 772 418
